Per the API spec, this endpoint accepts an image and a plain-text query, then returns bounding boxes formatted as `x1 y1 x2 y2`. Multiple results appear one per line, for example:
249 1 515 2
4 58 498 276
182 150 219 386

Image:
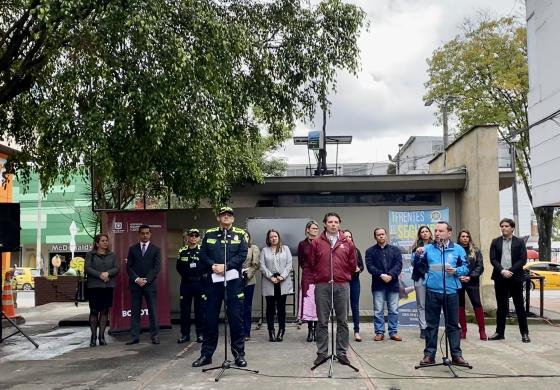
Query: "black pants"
179 280 206 338
201 278 245 358
265 284 287 331
424 290 462 359
458 284 482 308
494 278 528 335
130 287 158 339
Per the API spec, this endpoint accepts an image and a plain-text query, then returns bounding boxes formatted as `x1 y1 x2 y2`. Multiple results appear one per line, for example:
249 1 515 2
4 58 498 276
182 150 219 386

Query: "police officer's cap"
218 206 234 215
186 228 200 235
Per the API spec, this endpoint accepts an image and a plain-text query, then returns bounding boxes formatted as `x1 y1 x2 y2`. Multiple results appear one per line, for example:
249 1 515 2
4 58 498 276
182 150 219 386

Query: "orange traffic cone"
2 275 17 318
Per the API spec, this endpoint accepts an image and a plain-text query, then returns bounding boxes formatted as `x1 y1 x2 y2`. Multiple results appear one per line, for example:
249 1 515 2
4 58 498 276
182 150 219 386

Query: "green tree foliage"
424 16 553 261
1 0 366 208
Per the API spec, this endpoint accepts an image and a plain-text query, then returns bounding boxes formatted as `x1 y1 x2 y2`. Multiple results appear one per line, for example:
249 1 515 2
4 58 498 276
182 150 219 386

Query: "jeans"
424 290 462 359
315 282 349 356
349 275 360 332
242 284 255 337
373 289 399 336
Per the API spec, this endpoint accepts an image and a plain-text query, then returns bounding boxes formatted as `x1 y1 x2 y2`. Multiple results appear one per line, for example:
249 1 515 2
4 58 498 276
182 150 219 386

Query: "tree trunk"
534 206 554 261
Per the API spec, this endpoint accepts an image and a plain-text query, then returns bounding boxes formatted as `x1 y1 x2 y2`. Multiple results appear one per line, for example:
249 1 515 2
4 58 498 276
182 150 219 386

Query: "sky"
272 0 525 165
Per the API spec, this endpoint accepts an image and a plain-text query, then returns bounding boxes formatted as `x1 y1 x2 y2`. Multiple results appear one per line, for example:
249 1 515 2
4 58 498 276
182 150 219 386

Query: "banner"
106 211 171 333
389 208 449 326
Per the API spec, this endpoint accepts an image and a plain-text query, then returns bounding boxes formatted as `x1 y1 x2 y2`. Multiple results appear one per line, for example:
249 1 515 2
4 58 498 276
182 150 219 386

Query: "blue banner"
389 208 449 326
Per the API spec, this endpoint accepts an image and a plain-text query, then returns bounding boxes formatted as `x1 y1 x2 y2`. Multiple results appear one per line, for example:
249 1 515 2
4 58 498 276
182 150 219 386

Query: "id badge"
189 263 197 268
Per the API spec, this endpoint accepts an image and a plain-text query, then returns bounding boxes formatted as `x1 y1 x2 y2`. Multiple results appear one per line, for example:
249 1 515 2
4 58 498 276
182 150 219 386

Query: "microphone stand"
202 228 258 381
414 240 471 377
311 236 359 377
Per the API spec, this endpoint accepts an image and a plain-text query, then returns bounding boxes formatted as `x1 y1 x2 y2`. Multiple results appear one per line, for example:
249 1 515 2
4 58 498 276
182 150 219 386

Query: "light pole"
425 97 457 149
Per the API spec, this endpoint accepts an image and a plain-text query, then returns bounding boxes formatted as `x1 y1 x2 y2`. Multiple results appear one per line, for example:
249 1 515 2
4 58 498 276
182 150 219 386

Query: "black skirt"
88 287 114 311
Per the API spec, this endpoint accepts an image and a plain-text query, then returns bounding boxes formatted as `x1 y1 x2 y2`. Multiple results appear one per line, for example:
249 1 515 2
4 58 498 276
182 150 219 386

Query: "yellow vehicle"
524 262 560 290
11 267 41 291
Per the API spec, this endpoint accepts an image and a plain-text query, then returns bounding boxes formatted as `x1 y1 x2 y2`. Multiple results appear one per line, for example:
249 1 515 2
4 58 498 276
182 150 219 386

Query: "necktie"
141 243 147 256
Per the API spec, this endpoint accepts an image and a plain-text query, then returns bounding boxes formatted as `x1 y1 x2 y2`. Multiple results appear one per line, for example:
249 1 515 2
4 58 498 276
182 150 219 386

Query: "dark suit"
489 235 528 336
127 242 161 339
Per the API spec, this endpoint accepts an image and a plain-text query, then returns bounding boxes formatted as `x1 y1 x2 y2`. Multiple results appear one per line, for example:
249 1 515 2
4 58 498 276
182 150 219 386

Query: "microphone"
437 239 445 249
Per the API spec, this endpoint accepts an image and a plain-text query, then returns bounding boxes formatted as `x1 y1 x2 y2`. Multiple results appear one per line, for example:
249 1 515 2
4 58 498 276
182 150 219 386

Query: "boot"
312 321 317 341
98 330 107 346
306 322 314 342
268 329 276 342
474 306 488 340
458 306 467 339
90 334 97 347
276 329 285 342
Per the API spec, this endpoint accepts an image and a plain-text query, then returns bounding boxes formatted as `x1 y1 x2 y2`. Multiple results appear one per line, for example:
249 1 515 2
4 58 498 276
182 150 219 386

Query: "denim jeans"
373 289 399 336
349 275 360 332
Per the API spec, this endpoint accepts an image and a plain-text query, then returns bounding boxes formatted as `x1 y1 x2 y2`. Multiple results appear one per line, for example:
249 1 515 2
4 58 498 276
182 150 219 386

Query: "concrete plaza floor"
1 300 560 390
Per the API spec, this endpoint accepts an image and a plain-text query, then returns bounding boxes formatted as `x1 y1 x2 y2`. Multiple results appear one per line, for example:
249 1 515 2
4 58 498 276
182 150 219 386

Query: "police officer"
192 207 249 368
177 228 205 344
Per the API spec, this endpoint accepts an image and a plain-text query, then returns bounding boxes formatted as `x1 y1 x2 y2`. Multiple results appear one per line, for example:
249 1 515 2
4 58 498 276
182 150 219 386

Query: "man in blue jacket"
413 221 470 367
365 227 403 341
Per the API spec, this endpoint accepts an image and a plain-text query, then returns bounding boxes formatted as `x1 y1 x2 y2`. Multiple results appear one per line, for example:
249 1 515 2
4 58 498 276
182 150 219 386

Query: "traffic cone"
2 275 17 318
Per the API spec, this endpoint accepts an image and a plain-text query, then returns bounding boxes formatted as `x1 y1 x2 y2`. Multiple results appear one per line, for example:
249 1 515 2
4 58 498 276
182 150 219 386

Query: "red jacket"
310 231 357 284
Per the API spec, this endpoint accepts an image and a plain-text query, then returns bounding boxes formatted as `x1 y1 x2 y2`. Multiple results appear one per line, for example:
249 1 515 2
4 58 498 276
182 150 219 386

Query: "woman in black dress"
85 233 119 346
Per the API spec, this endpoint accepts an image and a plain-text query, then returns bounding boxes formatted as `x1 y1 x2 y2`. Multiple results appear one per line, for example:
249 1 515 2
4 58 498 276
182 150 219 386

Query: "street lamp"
425 97 458 149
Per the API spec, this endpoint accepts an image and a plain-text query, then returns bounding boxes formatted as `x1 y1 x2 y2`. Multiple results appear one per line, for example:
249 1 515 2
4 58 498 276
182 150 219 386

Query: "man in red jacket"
310 212 357 366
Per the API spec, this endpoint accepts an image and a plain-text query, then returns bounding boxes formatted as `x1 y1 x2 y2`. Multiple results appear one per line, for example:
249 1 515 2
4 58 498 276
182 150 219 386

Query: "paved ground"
1 298 560 390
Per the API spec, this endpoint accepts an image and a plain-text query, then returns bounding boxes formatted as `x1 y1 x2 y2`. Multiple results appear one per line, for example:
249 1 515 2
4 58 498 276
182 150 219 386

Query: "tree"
1 0 366 208
553 209 560 241
424 16 554 261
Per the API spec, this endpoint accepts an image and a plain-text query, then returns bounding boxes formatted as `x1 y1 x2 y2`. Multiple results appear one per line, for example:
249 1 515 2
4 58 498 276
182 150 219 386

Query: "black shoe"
235 356 247 367
488 333 505 341
276 329 285 342
268 329 276 342
337 354 350 365
522 333 531 343
196 335 204 343
313 353 328 366
306 329 314 342
90 335 97 347
151 336 160 345
420 329 426 339
192 355 212 367
125 339 139 345
98 336 107 346
177 335 190 344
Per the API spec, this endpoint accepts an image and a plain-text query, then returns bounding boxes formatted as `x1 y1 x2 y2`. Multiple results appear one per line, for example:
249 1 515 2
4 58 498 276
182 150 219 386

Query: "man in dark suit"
489 218 530 343
126 224 161 345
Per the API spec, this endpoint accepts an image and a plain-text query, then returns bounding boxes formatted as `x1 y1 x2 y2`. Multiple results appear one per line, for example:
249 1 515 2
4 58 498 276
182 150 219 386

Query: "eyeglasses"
188 233 200 237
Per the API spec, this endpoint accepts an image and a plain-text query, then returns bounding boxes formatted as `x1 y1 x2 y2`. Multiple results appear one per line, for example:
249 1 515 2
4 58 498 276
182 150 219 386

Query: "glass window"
277 192 441 207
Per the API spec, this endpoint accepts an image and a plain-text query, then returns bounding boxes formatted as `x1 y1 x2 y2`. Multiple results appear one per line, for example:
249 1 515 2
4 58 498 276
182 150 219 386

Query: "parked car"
11 267 41 291
524 262 560 290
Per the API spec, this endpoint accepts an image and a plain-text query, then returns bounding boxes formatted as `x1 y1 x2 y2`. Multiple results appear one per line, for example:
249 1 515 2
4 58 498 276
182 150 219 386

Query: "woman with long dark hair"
85 233 119 346
411 225 433 339
343 230 364 342
457 229 487 340
298 220 319 342
260 229 293 342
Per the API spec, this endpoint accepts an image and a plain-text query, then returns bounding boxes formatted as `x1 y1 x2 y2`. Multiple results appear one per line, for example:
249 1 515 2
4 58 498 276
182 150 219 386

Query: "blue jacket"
412 241 469 294
199 226 248 275
365 243 403 292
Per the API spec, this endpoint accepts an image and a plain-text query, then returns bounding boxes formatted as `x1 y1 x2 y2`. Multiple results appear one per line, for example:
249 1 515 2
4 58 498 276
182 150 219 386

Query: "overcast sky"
272 0 525 165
